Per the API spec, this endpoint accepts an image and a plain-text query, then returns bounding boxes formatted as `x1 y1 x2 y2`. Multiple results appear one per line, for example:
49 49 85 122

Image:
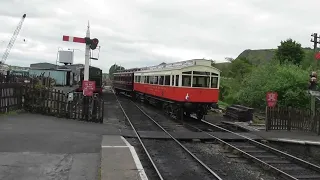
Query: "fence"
0 74 104 123
266 107 320 135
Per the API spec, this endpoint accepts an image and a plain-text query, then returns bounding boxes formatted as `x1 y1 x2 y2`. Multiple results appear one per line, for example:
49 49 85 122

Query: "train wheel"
196 113 203 120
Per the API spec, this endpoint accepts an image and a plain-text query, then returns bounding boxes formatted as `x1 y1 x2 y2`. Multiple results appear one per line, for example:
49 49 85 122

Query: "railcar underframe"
114 87 212 120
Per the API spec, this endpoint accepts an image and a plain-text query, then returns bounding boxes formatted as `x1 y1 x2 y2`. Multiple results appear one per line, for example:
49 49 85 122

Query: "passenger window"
175 75 179 86
164 75 170 85
192 76 210 88
211 77 218 88
159 76 164 85
182 75 191 87
171 75 174 86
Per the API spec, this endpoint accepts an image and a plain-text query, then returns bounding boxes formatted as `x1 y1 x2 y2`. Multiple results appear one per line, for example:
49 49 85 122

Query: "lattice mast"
0 14 27 65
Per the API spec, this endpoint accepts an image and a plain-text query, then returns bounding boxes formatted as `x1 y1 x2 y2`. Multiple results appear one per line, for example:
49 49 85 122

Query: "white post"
84 21 90 81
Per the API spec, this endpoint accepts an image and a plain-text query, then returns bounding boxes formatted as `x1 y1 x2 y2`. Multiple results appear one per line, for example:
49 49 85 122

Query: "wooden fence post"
287 107 291 131
265 106 269 131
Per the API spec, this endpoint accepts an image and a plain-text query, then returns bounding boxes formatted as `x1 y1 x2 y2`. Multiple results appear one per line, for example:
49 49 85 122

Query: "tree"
109 64 125 79
229 57 253 79
275 38 305 65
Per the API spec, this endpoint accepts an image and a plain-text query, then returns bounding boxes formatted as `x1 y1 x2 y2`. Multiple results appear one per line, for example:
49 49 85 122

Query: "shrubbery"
219 38 316 110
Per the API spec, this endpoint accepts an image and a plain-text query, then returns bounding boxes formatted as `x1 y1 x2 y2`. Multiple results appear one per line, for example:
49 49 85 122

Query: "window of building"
182 75 191 87
164 75 170 85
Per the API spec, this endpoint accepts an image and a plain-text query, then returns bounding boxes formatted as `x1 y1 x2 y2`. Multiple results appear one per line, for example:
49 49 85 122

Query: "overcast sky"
0 0 319 72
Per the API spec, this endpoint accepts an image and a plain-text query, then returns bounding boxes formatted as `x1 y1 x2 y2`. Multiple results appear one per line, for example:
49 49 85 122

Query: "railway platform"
254 131 320 145
220 121 320 146
101 135 148 180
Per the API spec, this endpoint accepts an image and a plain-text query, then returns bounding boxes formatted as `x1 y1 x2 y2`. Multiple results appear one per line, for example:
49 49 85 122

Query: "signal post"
62 22 99 120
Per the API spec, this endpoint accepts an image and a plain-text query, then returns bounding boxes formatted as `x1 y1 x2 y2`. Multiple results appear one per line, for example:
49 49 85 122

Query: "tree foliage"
228 57 253 79
233 62 310 109
108 64 125 79
275 38 305 65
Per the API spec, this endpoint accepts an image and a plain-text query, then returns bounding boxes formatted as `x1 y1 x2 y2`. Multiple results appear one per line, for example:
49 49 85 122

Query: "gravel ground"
117 96 162 131
102 90 132 130
127 138 218 180
262 141 320 166
182 141 280 180
138 103 193 132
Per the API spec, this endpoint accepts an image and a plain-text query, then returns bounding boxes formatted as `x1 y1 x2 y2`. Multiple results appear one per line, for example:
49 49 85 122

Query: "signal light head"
90 38 99 50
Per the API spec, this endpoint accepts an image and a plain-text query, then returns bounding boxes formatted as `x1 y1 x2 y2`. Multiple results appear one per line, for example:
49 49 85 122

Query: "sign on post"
266 92 278 107
315 52 320 60
82 80 96 96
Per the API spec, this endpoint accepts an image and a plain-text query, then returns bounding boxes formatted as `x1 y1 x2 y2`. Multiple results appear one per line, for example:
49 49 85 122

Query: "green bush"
234 61 310 109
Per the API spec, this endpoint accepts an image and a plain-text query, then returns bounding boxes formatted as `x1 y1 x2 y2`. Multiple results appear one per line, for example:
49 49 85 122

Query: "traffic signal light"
84 37 99 50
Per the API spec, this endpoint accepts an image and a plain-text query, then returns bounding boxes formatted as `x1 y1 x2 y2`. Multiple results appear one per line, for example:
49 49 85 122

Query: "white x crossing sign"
266 92 278 107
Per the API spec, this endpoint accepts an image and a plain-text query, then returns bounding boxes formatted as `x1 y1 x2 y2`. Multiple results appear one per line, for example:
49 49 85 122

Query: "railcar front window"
211 77 218 88
192 76 210 88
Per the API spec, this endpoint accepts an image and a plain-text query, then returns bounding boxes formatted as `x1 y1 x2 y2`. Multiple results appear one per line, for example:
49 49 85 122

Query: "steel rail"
200 118 320 173
133 102 223 180
114 93 164 180
184 122 298 180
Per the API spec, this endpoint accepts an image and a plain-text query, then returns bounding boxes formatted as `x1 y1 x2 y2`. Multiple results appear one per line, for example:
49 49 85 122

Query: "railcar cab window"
182 71 192 87
211 73 218 88
192 71 210 88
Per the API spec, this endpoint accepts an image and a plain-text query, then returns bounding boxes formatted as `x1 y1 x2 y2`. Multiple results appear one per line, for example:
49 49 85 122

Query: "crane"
0 14 27 67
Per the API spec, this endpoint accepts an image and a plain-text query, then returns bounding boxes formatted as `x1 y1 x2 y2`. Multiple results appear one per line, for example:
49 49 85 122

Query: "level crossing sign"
82 80 96 96
266 92 278 107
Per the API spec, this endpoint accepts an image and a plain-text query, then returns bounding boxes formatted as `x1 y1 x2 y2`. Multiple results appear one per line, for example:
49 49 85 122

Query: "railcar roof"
113 59 221 75
136 59 220 73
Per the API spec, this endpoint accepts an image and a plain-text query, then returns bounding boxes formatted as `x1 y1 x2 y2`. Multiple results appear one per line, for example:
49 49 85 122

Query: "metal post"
83 22 91 121
56 47 63 69
84 22 90 81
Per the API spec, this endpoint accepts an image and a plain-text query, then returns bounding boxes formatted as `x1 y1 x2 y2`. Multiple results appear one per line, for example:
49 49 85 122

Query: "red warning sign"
266 92 278 107
82 80 96 96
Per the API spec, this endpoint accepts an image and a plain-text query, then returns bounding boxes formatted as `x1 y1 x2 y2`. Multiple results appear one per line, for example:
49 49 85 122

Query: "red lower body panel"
134 83 219 103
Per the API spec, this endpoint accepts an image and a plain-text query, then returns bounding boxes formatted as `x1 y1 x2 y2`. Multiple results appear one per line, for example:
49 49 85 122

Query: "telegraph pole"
311 33 320 52
310 33 320 120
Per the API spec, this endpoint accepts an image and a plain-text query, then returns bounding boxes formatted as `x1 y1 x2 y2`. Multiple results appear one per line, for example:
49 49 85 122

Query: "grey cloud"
1 0 320 73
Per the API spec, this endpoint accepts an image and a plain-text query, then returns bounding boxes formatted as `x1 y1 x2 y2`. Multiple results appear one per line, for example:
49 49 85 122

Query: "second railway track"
116 95 223 180
129 95 320 180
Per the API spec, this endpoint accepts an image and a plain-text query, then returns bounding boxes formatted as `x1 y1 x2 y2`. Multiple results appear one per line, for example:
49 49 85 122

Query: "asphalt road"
0 113 120 180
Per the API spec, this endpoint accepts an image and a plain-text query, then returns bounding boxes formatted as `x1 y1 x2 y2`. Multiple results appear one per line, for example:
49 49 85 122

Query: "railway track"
184 115 320 180
115 95 223 180
133 98 320 179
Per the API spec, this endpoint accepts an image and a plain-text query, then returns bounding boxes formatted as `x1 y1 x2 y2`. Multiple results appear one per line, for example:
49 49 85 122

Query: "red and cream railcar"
112 59 221 120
